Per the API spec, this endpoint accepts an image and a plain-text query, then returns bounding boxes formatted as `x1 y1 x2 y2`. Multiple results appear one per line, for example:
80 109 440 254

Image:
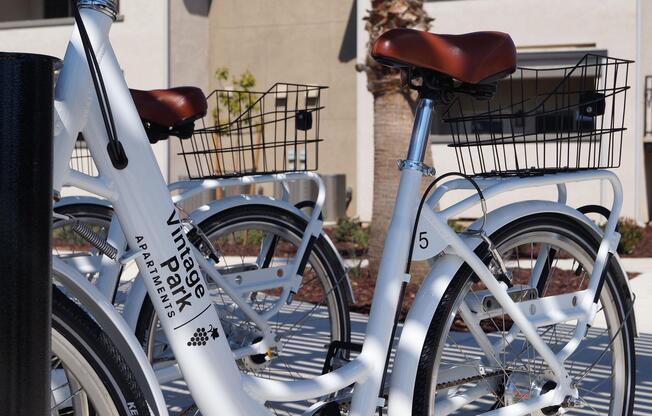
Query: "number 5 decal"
412 210 447 262
419 231 429 249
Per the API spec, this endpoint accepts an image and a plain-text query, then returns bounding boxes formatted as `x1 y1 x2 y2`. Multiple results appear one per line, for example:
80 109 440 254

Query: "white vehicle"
49 2 636 415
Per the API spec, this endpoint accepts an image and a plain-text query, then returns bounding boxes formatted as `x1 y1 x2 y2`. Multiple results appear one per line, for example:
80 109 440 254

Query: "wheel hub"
503 375 564 415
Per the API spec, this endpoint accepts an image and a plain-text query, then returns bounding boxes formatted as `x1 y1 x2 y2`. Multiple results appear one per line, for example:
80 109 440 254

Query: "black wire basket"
443 54 633 177
69 134 98 176
180 83 325 179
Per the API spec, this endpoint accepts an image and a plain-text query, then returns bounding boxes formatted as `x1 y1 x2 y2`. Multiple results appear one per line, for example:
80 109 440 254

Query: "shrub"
448 219 465 233
332 217 369 248
617 217 644 255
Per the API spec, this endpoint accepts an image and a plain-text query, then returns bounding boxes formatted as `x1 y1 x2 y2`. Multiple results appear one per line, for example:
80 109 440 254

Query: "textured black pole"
0 52 57 415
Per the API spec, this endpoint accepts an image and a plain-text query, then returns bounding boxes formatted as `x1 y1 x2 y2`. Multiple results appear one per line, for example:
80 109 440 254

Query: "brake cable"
73 5 128 169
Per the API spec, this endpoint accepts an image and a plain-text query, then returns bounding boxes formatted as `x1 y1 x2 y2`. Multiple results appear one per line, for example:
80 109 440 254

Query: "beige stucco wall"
0 1 170 182
206 0 358 214
168 0 211 183
641 0 652 219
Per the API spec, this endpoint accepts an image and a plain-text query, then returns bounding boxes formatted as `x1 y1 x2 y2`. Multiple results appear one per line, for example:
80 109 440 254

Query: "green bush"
617 217 644 255
332 217 369 248
213 67 258 124
448 219 465 233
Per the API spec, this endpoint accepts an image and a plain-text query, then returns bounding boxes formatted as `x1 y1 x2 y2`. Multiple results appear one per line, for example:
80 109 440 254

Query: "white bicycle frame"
51 5 633 416
57 171 353 361
57 172 334 299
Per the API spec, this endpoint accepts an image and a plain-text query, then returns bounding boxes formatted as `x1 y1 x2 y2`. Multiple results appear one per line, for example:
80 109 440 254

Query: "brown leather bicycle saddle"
130 87 207 129
371 29 517 84
129 87 207 142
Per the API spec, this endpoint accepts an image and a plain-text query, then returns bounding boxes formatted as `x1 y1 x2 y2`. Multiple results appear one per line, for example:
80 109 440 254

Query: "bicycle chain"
436 370 505 390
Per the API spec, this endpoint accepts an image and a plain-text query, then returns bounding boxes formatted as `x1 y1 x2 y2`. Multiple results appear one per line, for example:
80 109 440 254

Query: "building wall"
0 1 170 183
639 0 652 218
168 0 211 183
206 0 359 214
356 0 648 222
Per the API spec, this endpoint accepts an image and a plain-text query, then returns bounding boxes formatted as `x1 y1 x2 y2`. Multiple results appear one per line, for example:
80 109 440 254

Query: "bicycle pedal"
316 401 342 416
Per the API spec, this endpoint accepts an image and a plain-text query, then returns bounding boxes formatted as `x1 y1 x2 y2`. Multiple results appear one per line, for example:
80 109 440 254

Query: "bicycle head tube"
77 0 119 20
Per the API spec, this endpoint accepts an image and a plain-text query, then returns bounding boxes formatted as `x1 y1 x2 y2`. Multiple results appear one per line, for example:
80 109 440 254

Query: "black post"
0 53 58 415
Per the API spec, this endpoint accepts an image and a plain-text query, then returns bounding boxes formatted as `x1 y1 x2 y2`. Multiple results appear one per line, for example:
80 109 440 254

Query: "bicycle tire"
412 213 636 415
51 285 150 415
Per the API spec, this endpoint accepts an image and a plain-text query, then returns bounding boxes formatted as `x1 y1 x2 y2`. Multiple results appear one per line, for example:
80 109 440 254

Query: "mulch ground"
347 263 639 320
624 225 652 257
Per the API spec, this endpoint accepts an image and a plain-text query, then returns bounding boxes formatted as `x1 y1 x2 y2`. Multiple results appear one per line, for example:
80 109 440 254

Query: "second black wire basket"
180 83 325 179
443 54 633 177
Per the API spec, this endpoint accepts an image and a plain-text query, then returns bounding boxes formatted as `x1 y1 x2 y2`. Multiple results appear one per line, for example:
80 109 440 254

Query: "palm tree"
359 0 433 280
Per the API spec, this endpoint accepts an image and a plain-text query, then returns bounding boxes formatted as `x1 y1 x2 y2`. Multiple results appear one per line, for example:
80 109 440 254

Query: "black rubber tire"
412 213 636 416
135 204 351 355
52 286 150 415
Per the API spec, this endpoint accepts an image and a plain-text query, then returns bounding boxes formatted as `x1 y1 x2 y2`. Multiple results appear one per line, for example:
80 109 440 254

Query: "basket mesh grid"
180 83 325 179
69 134 98 177
443 54 632 177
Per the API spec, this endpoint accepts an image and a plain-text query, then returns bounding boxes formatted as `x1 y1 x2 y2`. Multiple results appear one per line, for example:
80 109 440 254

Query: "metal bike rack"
0 52 58 415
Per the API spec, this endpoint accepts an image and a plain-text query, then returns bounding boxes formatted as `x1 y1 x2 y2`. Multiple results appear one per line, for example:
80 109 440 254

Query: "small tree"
359 0 434 280
213 67 257 124
212 68 260 195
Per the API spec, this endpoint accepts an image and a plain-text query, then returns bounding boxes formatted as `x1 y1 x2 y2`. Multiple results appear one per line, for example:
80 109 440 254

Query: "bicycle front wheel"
412 213 635 415
51 286 150 415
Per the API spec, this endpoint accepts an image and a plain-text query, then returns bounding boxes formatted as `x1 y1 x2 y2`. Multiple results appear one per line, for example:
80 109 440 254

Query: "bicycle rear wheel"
136 204 351 414
412 213 635 415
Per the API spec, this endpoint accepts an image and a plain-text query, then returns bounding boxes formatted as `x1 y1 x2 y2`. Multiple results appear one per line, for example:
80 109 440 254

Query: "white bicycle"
51 15 353 416
49 2 635 415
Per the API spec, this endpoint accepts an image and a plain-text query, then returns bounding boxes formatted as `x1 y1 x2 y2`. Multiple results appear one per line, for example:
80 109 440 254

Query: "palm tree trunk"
367 90 432 282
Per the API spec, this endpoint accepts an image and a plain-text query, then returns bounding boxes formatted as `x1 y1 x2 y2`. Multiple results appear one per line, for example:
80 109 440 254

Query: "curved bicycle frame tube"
60 171 355 307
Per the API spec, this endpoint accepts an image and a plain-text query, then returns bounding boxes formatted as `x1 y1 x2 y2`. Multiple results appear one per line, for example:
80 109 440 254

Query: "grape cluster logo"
187 327 209 346
187 324 220 347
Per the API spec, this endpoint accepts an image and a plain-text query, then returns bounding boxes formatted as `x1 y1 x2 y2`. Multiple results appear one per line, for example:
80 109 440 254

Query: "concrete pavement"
120 257 652 415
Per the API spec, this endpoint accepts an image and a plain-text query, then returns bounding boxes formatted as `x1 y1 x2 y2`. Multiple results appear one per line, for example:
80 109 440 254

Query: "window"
44 0 75 19
645 75 652 136
431 72 599 142
0 0 118 24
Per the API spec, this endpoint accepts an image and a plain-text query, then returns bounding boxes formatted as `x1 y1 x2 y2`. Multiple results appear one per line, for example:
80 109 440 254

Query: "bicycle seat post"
399 91 436 176
407 96 435 164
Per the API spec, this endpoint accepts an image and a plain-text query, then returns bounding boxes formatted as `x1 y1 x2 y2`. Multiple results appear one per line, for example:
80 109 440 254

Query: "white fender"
122 195 356 329
54 194 112 209
190 195 355 301
388 200 635 415
53 256 168 416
